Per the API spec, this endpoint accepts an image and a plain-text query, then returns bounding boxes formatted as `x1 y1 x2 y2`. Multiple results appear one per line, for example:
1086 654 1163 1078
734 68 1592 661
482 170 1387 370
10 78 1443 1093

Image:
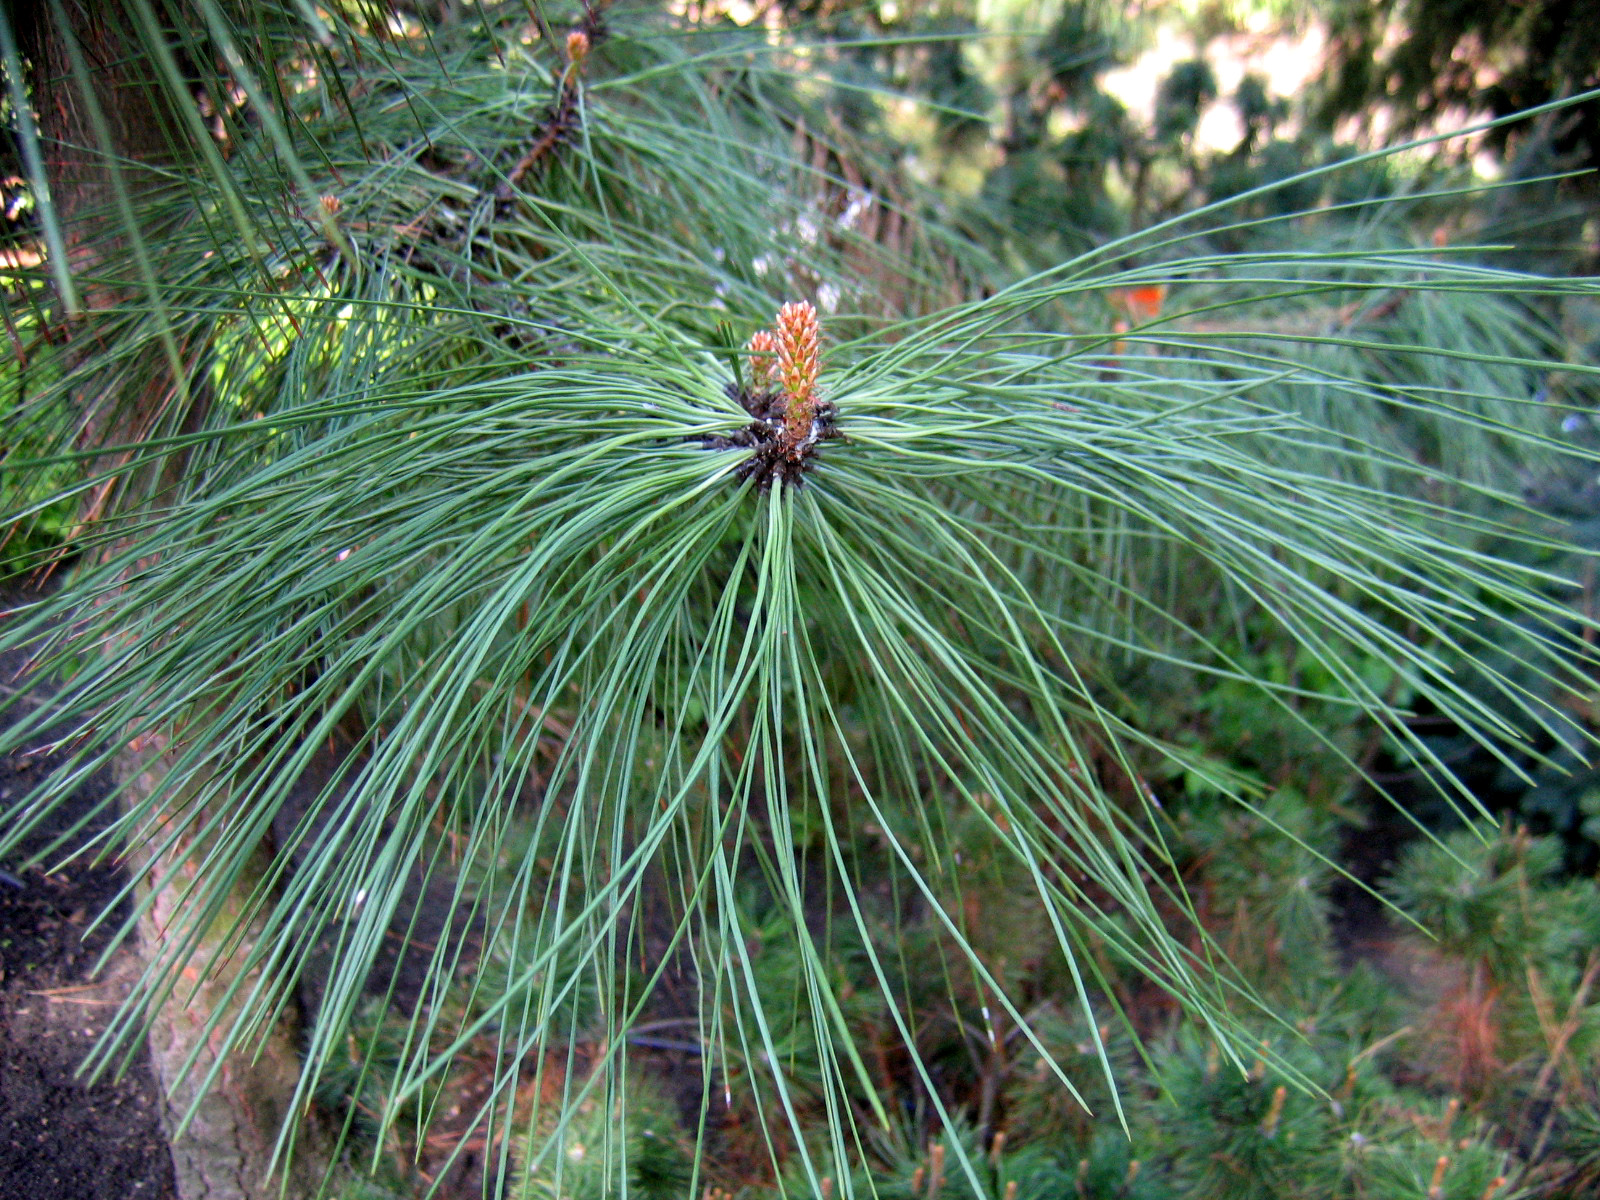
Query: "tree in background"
2 2 1599 1198
1318 0 1600 157
1318 0 1600 274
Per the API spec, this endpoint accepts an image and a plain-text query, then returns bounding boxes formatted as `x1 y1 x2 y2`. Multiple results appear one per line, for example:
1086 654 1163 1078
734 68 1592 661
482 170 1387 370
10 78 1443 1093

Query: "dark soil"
0 589 176 1200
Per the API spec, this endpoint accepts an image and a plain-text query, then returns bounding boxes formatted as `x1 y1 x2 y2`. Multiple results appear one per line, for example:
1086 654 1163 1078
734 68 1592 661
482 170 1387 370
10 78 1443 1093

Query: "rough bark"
117 742 324 1200
18 2 179 229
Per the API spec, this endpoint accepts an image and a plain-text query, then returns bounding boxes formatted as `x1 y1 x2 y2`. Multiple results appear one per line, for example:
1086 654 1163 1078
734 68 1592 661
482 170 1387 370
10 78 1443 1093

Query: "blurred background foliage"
3 0 1600 1198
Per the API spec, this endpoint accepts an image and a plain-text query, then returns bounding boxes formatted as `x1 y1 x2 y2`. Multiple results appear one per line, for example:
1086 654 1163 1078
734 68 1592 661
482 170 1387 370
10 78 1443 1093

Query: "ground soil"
0 590 176 1200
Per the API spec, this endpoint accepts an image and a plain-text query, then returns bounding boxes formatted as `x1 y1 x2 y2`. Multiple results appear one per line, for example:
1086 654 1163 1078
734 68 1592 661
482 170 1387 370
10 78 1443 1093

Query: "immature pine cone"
774 300 820 450
746 328 780 390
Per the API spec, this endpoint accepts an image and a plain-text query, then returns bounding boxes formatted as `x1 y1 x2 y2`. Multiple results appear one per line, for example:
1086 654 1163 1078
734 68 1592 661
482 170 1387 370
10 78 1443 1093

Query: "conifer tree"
2 2 1598 1196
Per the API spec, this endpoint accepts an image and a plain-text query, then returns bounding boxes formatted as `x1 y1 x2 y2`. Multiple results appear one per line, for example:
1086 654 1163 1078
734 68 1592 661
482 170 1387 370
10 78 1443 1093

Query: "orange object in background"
1108 284 1167 357
1112 283 1167 322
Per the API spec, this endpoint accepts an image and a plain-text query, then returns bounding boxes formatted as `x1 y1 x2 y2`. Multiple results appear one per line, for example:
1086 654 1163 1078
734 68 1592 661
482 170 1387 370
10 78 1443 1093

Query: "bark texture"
118 742 322 1200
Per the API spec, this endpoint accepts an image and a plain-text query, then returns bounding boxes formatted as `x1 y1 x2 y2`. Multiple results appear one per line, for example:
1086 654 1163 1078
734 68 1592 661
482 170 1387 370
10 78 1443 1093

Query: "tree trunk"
119 746 323 1200
21 8 315 1195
